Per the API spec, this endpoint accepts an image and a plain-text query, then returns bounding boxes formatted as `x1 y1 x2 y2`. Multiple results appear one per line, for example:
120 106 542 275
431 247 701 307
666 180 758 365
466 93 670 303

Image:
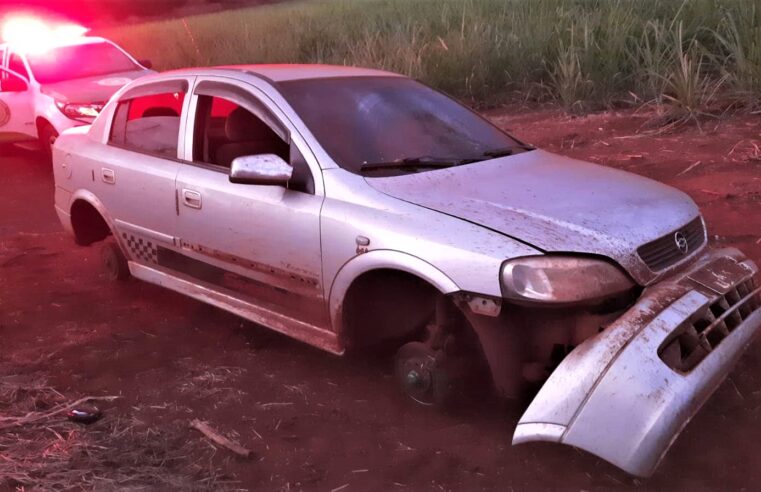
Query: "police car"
0 18 152 157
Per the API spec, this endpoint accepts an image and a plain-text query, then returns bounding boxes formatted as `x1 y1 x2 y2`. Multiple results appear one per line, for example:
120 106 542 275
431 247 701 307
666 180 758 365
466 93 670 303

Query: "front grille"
659 276 761 372
638 217 705 272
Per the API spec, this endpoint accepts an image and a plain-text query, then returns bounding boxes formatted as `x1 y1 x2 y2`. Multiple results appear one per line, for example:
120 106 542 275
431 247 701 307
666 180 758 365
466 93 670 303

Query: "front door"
0 68 35 142
170 79 327 328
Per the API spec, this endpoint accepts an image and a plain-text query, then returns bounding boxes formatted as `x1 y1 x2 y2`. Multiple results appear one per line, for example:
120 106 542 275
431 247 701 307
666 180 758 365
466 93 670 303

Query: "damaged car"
51 65 761 477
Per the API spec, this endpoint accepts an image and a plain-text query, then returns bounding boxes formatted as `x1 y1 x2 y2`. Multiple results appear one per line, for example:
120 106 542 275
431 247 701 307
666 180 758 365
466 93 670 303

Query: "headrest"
142 107 179 118
225 107 273 142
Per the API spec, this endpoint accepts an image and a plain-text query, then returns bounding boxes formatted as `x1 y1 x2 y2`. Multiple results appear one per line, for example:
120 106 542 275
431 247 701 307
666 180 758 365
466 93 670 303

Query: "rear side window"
109 91 185 157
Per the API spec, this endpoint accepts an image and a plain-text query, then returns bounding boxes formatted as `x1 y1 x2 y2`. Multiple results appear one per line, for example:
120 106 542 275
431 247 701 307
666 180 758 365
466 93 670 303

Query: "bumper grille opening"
638 217 705 272
659 277 761 372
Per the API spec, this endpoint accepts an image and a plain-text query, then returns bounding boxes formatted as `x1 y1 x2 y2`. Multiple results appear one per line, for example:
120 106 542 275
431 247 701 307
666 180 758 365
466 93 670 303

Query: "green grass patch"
100 0 761 111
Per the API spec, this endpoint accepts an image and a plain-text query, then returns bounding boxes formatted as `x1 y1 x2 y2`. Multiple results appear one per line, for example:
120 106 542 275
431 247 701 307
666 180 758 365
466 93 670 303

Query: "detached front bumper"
513 248 761 477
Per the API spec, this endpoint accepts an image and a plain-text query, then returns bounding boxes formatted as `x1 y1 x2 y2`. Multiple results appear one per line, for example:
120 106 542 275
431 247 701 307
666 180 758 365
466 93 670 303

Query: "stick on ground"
189 419 252 458
677 160 702 176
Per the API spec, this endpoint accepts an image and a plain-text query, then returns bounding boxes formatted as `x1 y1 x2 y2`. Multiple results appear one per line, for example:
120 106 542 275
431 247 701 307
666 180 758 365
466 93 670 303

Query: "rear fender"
69 189 115 231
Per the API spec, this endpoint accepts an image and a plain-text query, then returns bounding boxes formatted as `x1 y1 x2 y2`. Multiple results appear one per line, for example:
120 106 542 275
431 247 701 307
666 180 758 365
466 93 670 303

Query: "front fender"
328 250 460 334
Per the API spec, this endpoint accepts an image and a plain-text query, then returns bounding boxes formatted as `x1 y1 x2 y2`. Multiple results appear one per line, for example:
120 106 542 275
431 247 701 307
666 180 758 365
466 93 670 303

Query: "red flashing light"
2 16 88 54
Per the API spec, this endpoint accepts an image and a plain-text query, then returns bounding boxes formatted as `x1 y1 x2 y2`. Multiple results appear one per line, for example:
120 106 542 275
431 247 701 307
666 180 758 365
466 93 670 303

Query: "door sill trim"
129 261 344 355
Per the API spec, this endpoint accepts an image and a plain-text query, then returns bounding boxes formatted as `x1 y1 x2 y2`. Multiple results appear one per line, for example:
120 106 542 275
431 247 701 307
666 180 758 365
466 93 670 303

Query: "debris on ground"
67 404 103 425
677 160 702 176
190 419 253 458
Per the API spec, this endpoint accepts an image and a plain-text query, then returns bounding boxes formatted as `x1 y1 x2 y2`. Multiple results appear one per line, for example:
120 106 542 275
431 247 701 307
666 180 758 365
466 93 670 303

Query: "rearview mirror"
230 154 292 186
139 59 153 70
0 71 28 93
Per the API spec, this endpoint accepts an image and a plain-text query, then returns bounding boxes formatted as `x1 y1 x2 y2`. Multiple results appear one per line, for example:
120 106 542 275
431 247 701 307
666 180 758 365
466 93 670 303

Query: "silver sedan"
51 65 761 477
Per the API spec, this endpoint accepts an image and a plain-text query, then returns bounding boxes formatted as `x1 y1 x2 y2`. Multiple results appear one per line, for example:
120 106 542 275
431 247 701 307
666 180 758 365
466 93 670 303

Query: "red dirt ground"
1 107 761 490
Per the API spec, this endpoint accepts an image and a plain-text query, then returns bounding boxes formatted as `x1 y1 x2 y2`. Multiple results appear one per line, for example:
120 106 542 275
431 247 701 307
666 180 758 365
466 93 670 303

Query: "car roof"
163 64 405 82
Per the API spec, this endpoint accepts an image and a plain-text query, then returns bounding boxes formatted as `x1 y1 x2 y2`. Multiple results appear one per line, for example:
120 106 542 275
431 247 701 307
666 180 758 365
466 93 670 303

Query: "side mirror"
0 72 28 93
139 59 153 70
230 154 292 186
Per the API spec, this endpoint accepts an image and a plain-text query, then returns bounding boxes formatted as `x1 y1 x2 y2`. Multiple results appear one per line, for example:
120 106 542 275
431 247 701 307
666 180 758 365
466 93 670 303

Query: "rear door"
98 78 191 264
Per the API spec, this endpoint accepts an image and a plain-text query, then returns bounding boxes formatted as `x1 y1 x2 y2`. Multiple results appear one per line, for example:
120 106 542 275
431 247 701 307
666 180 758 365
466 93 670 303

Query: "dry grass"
0 371 234 491
176 361 248 403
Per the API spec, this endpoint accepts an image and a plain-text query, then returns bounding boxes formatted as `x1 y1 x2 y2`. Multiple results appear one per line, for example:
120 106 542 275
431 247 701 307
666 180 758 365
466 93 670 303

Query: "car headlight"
500 256 636 305
55 101 103 120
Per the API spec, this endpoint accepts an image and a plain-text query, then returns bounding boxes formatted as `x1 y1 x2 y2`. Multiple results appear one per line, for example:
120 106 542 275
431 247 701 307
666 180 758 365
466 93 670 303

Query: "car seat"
215 107 288 168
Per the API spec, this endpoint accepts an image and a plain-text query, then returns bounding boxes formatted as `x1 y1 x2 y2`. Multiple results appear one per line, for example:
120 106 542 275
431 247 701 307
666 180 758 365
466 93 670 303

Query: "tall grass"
100 0 761 112
659 22 728 124
713 6 761 107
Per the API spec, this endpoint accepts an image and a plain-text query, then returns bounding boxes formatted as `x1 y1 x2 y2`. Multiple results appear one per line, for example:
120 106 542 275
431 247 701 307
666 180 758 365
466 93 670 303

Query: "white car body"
51 65 761 478
0 36 150 150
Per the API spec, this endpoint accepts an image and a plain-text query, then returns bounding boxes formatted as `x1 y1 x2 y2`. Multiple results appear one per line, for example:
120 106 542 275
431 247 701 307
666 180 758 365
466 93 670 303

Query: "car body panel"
319 168 541 304
174 162 326 303
366 149 703 286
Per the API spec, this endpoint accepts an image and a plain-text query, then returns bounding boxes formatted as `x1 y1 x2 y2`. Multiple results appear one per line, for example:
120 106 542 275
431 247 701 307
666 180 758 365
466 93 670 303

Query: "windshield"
278 77 524 176
26 42 139 84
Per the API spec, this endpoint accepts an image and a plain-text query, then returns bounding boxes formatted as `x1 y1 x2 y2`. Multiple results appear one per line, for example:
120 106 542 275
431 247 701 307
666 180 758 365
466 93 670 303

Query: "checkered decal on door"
121 233 158 264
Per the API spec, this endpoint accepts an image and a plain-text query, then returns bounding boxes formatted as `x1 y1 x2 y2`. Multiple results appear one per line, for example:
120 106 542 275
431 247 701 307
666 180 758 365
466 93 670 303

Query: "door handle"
101 168 115 184
182 189 202 209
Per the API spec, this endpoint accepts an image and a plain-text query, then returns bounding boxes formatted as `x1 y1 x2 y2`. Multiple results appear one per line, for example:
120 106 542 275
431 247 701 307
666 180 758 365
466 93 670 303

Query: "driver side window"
192 94 314 194
193 95 289 167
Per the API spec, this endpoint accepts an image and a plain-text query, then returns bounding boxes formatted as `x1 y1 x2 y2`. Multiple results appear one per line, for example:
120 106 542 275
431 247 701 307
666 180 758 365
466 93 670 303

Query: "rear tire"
39 123 58 162
101 242 130 281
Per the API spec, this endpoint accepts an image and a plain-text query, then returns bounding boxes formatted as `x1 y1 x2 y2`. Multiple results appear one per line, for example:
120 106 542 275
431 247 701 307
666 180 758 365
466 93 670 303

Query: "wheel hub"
406 369 423 387
394 342 439 405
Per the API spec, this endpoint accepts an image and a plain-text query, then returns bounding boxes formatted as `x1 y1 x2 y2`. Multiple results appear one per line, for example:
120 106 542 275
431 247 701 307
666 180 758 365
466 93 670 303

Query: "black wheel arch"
70 199 111 246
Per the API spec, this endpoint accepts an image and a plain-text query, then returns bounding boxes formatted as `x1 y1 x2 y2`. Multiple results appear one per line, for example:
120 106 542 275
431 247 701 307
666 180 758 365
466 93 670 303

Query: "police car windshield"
26 42 139 84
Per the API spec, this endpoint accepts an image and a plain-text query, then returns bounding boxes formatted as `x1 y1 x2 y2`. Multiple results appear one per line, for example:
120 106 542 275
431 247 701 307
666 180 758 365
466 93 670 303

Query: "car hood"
40 69 152 104
365 150 701 285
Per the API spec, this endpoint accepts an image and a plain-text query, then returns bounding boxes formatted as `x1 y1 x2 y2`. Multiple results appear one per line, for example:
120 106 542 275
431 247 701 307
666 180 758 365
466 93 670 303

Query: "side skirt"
128 261 344 355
